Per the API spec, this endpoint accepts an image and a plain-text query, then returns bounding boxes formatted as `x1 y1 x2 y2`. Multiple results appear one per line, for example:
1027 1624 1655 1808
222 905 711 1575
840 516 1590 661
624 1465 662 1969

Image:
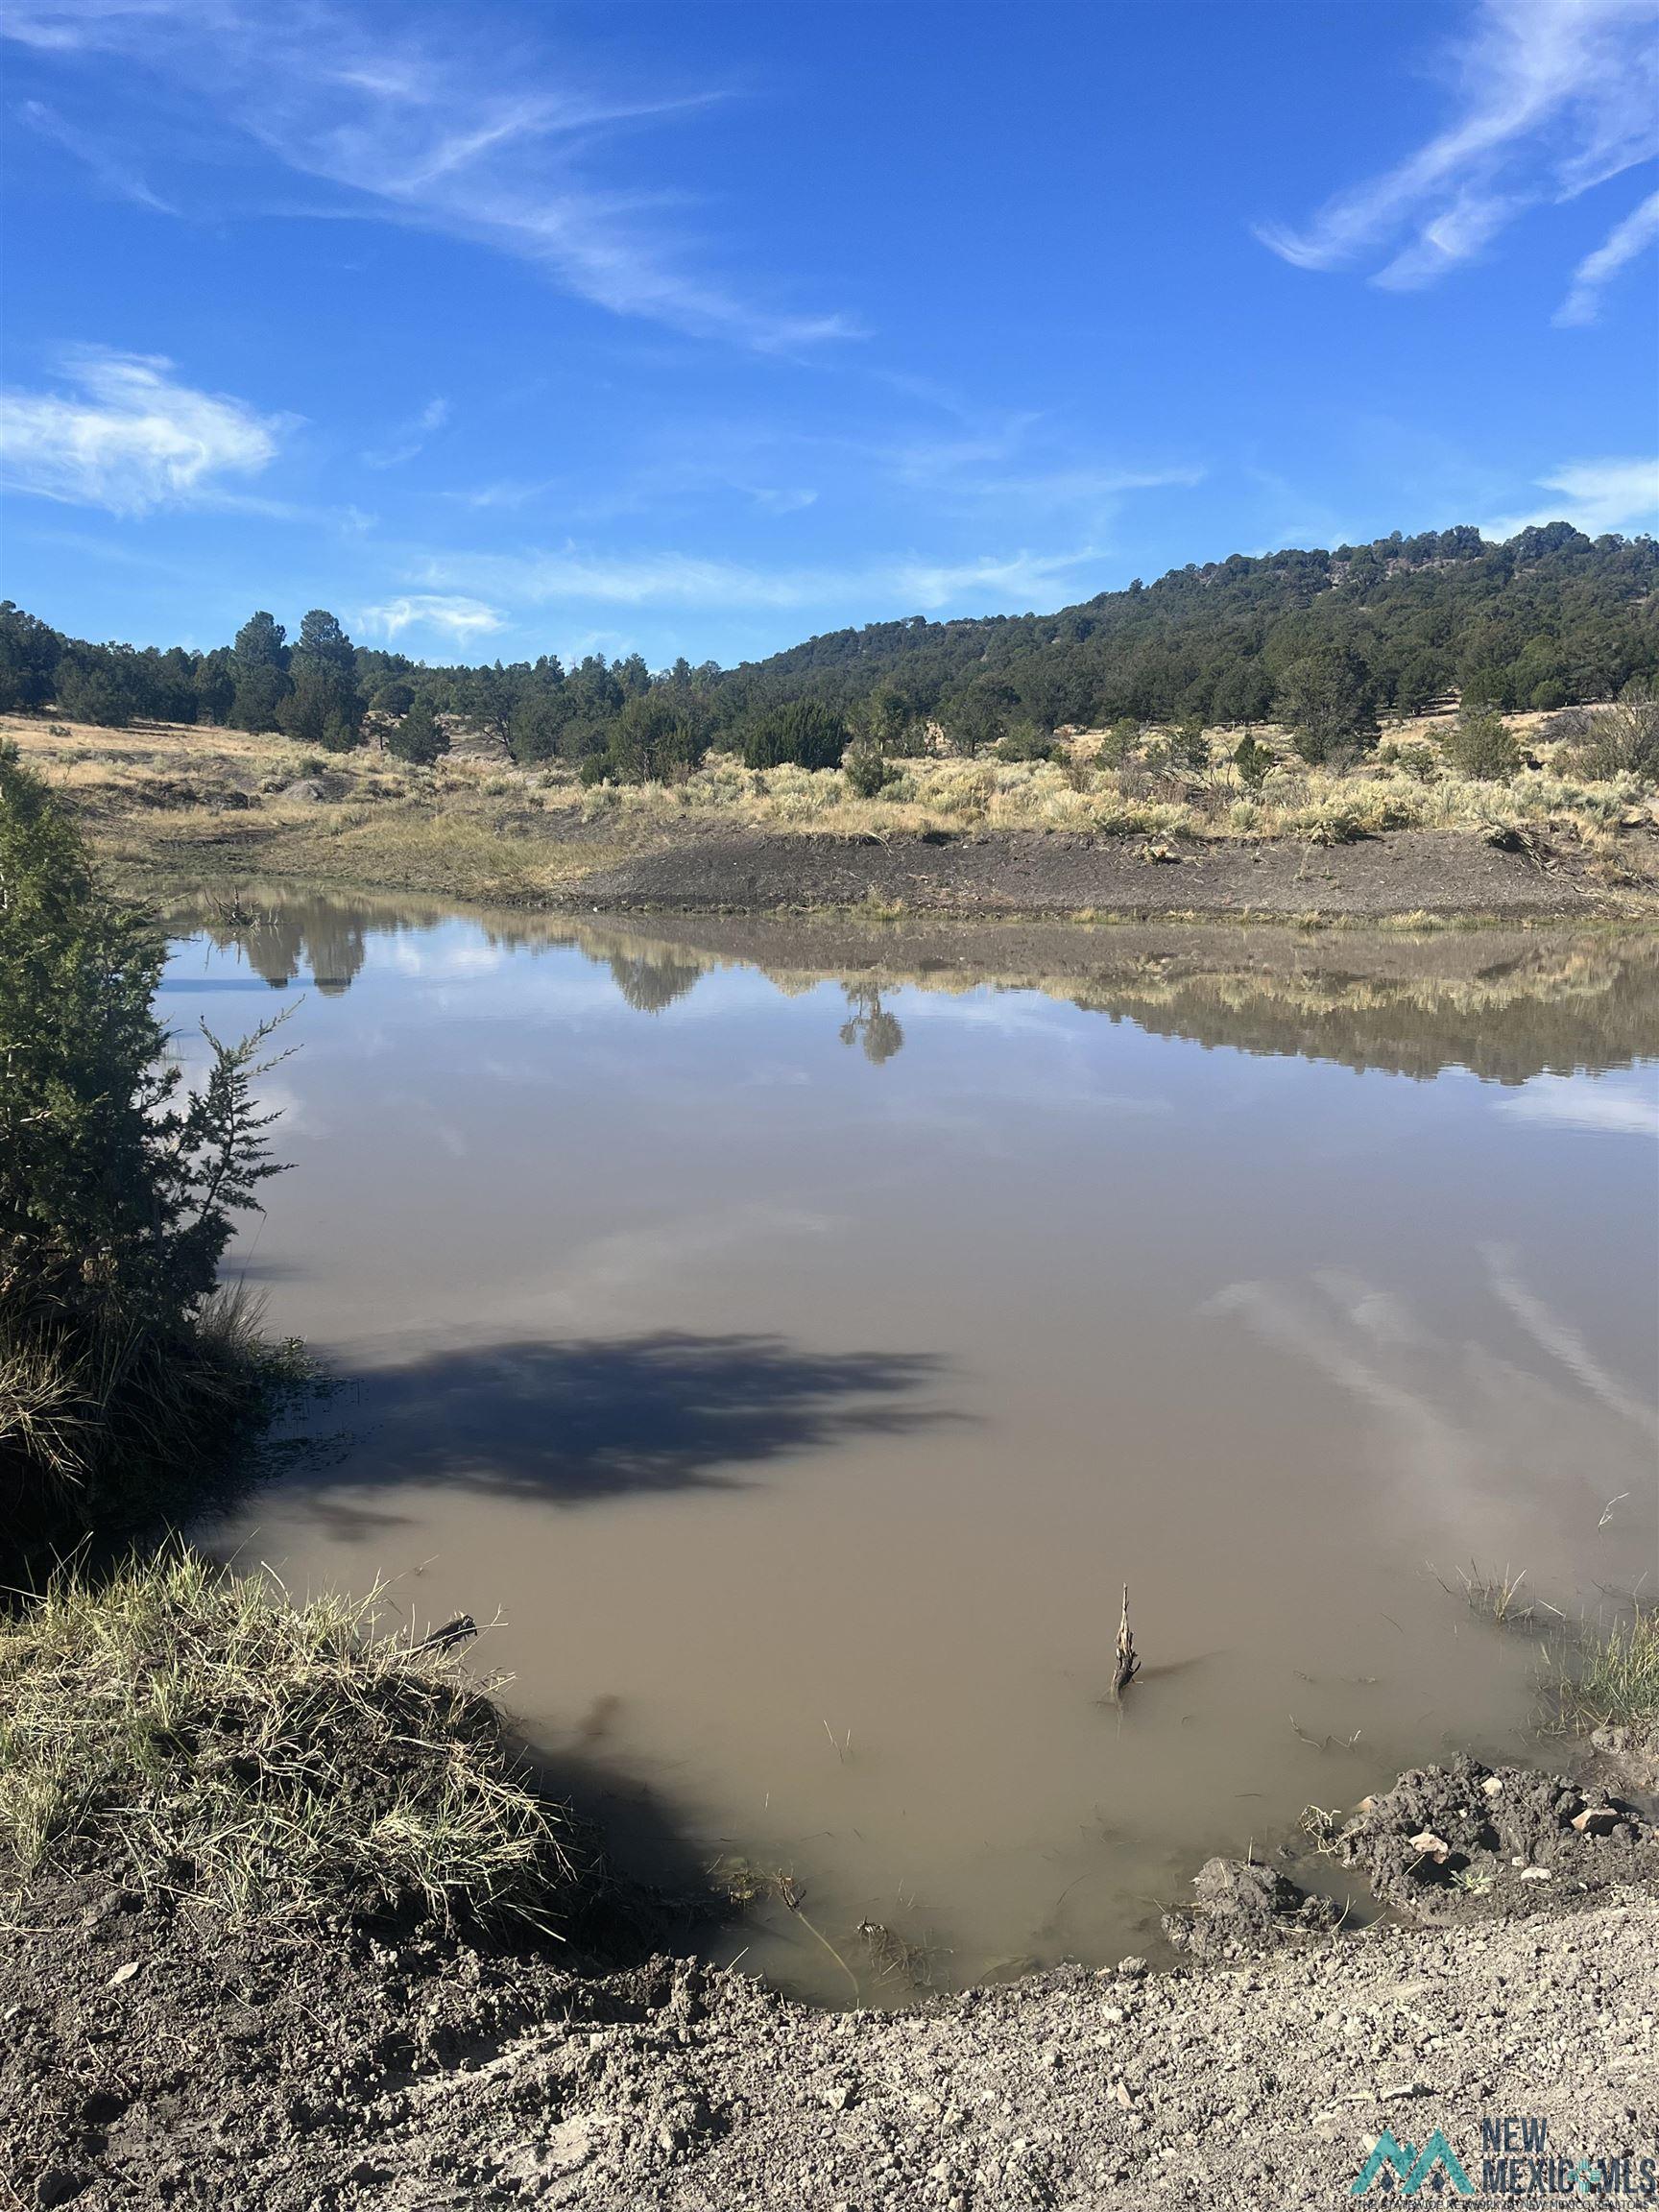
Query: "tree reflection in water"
839 983 903 1064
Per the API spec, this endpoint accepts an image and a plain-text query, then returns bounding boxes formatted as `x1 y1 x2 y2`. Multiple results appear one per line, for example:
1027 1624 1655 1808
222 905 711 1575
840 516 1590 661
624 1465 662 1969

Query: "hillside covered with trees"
3 521 1654 782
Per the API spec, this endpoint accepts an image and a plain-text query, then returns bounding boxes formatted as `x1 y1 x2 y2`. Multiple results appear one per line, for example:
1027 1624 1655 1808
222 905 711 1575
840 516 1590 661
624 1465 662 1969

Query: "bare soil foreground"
8 1751 1658 2210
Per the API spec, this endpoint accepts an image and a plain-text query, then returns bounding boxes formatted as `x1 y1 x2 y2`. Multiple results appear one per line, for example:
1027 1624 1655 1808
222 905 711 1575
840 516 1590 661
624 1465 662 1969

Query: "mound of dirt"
1161 1857 1340 1963
1333 1753 1659 1923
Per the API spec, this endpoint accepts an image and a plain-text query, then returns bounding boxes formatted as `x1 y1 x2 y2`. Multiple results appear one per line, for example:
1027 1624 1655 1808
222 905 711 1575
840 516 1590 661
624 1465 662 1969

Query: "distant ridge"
4 519 1654 761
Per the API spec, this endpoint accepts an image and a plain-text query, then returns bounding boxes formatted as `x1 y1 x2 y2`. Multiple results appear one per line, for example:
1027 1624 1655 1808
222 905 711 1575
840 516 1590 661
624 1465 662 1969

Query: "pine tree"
387 697 448 765
282 610 362 748
229 612 291 732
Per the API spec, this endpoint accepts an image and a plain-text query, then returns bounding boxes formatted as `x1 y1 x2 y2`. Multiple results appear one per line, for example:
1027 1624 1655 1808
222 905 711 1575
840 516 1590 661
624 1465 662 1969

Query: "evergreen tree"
0 747 287 1528
294 608 355 673
372 678 416 716
607 691 705 781
741 697 847 770
0 602 63 712
53 655 137 728
1211 661 1274 729
1276 647 1378 764
281 609 361 749
1443 705 1520 781
229 612 290 732
387 697 448 765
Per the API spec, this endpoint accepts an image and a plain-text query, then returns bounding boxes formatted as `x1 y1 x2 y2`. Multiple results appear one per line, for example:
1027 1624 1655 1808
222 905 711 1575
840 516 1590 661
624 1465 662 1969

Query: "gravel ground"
9 1891 1652 2210
7 1754 1656 2210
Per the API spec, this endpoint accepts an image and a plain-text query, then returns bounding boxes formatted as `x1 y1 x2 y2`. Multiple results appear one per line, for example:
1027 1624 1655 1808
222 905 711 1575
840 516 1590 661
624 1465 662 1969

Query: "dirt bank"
7 1880 1654 2209
8 1750 1656 2209
561 821 1659 921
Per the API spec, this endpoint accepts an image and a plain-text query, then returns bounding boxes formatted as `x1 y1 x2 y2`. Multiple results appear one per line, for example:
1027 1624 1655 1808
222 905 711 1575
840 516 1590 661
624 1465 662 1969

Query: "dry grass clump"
0 1550 584 1933
573 731 1651 853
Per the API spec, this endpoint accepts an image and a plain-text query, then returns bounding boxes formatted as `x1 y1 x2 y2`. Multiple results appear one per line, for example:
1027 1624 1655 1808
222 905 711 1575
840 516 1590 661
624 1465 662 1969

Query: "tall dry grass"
0 1549 589 1933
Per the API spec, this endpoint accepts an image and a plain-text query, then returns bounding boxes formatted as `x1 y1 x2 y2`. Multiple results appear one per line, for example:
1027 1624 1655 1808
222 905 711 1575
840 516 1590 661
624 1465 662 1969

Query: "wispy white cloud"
1 0 855 352
19 96 175 210
749 486 817 516
1257 0 1659 297
357 593 507 643
0 348 285 514
408 541 1101 616
1494 1070 1659 1136
877 412 1204 511
1480 455 1659 541
362 396 449 470
452 477 561 514
1555 184 1659 324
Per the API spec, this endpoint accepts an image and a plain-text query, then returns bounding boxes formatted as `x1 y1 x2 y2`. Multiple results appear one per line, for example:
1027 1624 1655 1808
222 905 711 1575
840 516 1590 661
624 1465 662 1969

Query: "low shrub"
993 724 1058 764
845 741 900 797
1560 687 1659 784
1442 707 1520 781
1377 737 1439 782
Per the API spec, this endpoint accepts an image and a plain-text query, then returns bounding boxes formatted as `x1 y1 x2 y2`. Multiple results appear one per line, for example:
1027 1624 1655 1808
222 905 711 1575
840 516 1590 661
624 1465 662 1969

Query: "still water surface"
163 891 1659 2000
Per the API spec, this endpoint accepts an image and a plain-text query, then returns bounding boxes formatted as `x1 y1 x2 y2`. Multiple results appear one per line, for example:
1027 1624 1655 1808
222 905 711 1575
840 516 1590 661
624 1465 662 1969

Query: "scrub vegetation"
5 519 1656 911
0 747 296 1549
5 690 1657 915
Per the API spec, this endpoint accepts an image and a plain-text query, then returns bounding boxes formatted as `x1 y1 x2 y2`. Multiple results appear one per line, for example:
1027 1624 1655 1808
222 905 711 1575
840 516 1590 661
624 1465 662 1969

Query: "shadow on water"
275 1331 956 1530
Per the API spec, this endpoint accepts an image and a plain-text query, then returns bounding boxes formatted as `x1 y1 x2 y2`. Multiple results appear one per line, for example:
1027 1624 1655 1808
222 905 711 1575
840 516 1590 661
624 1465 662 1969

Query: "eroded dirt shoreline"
12 709 1659 926
552 822 1659 923
8 1750 1657 2209
128 819 1659 924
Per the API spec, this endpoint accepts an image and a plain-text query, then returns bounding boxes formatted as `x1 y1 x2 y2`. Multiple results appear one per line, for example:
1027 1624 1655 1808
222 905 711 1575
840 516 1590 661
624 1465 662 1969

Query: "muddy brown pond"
165 889 1659 2002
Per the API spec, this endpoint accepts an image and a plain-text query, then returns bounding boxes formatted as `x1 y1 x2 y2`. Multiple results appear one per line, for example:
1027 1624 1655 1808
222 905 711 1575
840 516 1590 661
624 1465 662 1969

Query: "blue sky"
2 0 1656 670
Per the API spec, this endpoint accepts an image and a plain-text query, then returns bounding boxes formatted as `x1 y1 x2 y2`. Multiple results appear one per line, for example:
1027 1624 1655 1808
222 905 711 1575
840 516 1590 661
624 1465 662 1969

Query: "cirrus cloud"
408 541 1104 616
0 0 856 354
0 348 285 514
1555 185 1659 325
357 593 508 643
1257 0 1658 304
1479 455 1659 541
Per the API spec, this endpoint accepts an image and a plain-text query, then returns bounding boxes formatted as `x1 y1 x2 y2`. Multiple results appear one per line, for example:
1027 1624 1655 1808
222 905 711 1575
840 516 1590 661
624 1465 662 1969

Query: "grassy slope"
6 706 1658 914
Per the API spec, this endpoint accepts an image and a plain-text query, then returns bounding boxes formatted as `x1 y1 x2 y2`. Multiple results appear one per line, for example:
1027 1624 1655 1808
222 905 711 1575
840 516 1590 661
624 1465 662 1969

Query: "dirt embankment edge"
8 1749 1657 2210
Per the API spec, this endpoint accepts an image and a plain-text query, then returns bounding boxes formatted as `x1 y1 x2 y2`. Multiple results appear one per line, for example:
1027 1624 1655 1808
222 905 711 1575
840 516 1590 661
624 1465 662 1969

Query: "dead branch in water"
1113 1583 1141 1700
